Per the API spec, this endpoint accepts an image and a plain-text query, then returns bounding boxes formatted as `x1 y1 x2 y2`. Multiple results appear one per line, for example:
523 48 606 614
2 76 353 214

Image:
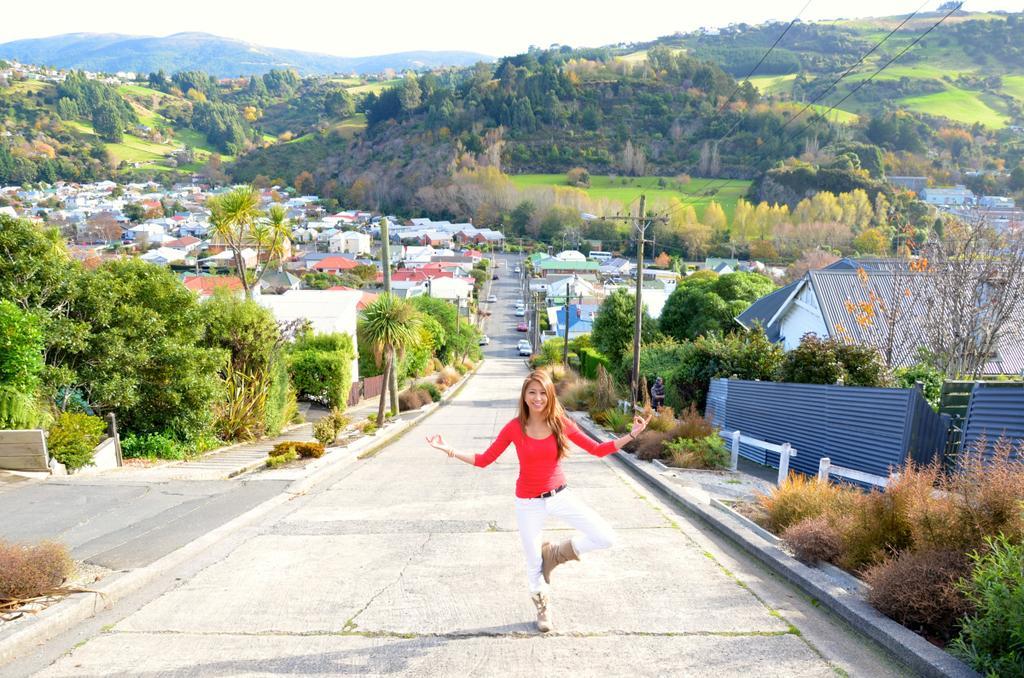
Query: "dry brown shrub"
672 404 714 440
0 541 73 600
898 461 972 552
864 549 972 643
436 366 460 387
950 437 1024 547
398 388 431 412
781 516 843 564
837 488 914 573
632 430 672 460
591 365 618 414
646 406 677 433
554 370 578 397
560 379 595 411
756 473 855 534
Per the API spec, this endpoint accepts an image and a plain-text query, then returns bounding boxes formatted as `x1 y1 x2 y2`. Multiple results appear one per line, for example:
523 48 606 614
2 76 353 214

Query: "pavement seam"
102 628 801 639
343 532 435 633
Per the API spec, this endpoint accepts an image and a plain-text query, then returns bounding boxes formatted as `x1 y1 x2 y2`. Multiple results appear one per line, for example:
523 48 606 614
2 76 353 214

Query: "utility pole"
600 198 667 406
562 275 576 366
380 217 398 418
630 195 646 406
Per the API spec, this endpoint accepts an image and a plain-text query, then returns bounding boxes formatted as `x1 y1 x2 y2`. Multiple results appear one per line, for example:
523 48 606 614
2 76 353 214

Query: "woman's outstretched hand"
425 433 453 456
630 414 652 438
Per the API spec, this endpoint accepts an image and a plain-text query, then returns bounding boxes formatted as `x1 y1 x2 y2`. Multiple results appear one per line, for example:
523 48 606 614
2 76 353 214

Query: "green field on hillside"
346 79 401 95
509 174 751 220
748 73 796 95
1002 75 1024 102
900 85 1012 129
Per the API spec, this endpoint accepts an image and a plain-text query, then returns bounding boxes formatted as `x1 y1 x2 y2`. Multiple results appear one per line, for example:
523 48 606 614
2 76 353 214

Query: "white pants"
514 488 616 593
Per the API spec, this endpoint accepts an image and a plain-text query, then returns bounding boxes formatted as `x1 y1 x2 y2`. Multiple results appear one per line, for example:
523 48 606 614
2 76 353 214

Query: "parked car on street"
517 340 532 356
514 266 521 273
516 321 528 332
486 294 498 302
492 274 499 280
514 306 526 316
478 335 490 346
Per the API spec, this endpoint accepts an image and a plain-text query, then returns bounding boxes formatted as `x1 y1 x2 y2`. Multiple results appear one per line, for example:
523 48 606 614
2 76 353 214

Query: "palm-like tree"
359 293 422 424
208 187 291 300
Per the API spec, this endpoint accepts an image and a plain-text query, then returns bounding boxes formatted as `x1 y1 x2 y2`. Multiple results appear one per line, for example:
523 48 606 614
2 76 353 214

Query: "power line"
654 1 959 227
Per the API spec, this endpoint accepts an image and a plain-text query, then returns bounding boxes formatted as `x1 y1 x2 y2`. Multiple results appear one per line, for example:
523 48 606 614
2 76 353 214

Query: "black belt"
535 484 567 499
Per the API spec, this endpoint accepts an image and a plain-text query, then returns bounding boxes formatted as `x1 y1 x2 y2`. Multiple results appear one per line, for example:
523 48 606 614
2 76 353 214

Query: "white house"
329 230 371 255
140 247 188 265
257 290 361 380
921 185 974 206
425 276 474 303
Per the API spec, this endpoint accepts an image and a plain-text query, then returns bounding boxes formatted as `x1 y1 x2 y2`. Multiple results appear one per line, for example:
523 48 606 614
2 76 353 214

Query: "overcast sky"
1 1 1021 58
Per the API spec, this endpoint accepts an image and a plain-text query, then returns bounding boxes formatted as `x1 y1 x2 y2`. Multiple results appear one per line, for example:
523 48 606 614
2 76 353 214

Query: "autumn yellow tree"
701 201 727 236
853 227 889 255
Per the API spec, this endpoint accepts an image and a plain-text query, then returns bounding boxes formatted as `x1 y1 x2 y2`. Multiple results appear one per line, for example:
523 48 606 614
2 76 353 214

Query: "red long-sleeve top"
474 416 618 498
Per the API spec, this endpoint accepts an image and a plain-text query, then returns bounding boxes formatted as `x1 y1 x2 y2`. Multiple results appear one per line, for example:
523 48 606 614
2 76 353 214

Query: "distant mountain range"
0 32 492 76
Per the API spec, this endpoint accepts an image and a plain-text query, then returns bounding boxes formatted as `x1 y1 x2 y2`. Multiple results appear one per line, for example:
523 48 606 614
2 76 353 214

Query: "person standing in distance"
426 369 650 632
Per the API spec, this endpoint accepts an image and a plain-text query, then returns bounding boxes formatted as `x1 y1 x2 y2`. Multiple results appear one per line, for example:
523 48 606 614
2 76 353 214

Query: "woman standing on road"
426 369 650 633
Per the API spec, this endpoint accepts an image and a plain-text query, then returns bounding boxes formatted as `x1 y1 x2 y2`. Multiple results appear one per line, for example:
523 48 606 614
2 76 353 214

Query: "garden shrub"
313 418 337 446
559 380 595 411
781 516 843 564
864 549 972 644
671 405 714 440
590 365 618 416
776 333 890 387
0 540 73 600
437 366 460 387
664 434 729 469
399 388 430 412
47 412 107 471
266 450 297 468
361 421 377 435
602 408 631 434
421 383 442 402
837 489 914 572
270 441 324 459
632 430 673 461
756 473 853 534
453 362 468 376
667 330 783 412
951 536 1024 676
289 350 352 410
951 439 1024 547
120 431 187 460
579 347 610 380
646 406 677 433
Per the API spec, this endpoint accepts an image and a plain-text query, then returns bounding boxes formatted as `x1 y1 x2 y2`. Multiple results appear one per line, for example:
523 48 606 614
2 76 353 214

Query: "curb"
0 362 483 669
570 413 980 678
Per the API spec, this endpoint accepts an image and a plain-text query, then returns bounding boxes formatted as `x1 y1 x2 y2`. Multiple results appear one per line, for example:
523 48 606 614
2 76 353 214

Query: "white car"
514 266 521 273
514 307 526 317
478 335 490 346
486 294 498 303
517 340 532 356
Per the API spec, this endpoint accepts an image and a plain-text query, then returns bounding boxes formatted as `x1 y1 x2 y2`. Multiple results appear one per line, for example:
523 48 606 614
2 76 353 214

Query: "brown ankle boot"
531 592 552 632
541 539 579 584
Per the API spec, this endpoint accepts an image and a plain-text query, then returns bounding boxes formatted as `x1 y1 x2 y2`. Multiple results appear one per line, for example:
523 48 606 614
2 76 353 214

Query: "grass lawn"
1002 75 1024 103
899 85 1011 129
332 114 367 139
346 79 401 95
748 73 796 95
3 80 52 95
66 119 180 165
117 83 170 99
509 174 752 221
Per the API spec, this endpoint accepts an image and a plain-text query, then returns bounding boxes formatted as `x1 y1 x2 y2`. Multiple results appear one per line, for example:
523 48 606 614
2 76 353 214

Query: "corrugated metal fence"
707 379 949 478
960 383 1024 461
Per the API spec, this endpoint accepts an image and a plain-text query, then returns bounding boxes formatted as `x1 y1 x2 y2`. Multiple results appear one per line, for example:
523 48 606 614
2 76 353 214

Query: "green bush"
289 349 352 409
951 536 1024 676
579 347 611 380
121 431 187 460
47 412 107 471
421 383 442 402
313 418 337 446
602 407 631 433
270 441 325 459
893 362 944 410
664 434 730 469
668 330 783 412
776 334 890 387
266 450 298 468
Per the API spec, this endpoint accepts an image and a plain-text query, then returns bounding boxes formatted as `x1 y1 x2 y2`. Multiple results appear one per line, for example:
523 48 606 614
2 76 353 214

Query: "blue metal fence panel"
961 384 1024 461
707 379 948 478
706 378 727 429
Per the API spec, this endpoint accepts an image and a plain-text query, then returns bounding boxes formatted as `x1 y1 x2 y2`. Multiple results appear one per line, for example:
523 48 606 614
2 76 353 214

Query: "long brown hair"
518 369 570 460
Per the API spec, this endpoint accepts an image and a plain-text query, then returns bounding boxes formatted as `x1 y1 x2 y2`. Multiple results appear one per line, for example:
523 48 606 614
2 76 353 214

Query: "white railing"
817 457 896 489
719 429 796 485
